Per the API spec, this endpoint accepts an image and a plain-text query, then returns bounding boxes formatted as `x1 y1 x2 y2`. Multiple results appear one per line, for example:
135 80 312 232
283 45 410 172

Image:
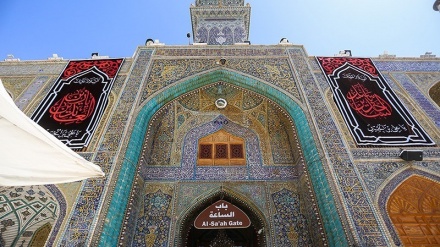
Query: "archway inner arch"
176 187 267 247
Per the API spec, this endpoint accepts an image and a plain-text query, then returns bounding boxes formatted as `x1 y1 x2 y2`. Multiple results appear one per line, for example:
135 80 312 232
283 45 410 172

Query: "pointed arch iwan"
98 69 349 246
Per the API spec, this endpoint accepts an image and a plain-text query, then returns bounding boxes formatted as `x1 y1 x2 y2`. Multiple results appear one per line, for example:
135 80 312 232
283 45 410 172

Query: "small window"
197 130 245 166
199 144 213 159
215 144 228 159
230 144 244 159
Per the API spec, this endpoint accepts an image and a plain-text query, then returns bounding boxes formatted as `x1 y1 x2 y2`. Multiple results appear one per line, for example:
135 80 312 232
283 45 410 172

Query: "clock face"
215 98 227 109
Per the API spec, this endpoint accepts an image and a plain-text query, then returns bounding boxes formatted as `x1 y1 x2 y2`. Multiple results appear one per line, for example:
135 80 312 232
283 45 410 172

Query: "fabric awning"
0 80 104 186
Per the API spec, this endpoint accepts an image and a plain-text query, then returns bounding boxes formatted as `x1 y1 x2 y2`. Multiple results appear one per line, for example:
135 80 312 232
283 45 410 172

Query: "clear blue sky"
1 0 439 60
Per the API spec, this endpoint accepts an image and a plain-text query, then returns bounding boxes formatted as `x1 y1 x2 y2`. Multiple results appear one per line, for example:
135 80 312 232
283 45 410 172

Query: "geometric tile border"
289 48 387 246
374 60 440 72
351 148 440 160
45 184 67 247
60 50 154 246
272 188 312 246
391 73 440 127
132 190 172 247
15 76 51 110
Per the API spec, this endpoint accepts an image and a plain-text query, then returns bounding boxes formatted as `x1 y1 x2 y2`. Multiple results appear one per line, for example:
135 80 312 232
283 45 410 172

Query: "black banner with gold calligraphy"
316 57 434 146
32 59 123 149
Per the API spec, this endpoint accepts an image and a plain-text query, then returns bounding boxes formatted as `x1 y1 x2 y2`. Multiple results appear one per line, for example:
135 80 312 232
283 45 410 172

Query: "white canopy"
0 79 104 186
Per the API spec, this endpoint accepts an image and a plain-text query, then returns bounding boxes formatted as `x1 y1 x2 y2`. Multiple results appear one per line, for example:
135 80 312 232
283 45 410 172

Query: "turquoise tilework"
99 69 347 246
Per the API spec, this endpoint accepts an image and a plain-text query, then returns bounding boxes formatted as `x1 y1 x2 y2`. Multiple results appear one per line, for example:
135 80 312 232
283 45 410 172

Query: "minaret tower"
190 0 251 45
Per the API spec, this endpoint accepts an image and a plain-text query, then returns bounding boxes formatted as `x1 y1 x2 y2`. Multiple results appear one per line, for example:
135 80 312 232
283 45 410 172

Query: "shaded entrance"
187 228 258 247
177 189 266 247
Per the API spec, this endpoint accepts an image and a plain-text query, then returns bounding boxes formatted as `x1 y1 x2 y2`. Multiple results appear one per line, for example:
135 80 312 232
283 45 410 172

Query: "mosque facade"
1 1 440 246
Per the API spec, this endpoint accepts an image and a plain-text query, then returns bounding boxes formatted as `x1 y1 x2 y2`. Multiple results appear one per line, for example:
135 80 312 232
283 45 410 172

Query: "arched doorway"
387 175 440 246
177 188 266 247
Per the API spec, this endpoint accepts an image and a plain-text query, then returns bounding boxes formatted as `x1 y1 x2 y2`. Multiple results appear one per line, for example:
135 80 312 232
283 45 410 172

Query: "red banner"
316 57 434 146
32 59 123 149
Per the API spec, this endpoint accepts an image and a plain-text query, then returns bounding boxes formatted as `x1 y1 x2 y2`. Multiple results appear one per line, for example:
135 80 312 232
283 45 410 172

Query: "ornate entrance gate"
177 190 265 247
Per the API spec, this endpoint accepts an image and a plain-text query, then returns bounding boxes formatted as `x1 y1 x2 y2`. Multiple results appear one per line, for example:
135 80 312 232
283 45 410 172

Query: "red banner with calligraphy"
32 59 123 149
316 57 434 146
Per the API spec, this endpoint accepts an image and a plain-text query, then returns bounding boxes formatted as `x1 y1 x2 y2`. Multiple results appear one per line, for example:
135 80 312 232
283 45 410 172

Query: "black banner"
316 57 434 146
32 59 123 149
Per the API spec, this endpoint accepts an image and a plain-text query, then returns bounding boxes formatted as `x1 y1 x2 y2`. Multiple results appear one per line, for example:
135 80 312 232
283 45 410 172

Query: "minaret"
190 0 251 45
